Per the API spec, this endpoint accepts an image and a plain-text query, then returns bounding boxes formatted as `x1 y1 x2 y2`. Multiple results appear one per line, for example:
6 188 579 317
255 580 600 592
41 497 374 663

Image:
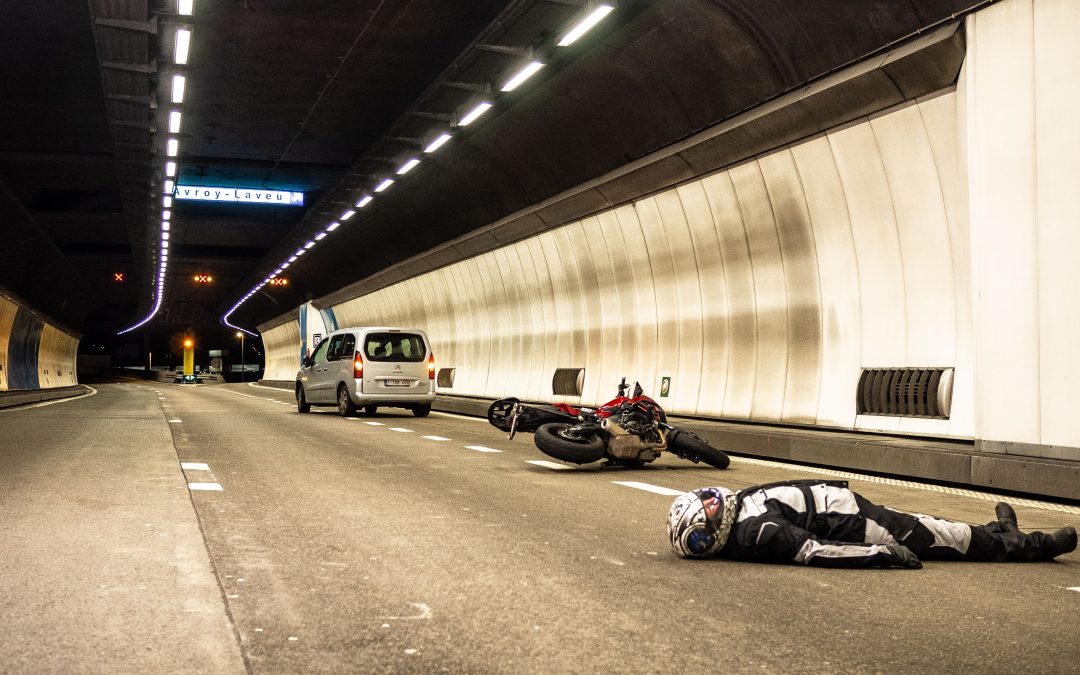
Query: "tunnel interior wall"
324 92 971 440
964 0 1080 460
261 319 301 383
0 294 79 391
260 0 1080 464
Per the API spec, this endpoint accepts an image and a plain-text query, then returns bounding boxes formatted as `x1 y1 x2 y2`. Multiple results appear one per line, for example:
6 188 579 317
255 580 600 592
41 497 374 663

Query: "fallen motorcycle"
487 379 730 469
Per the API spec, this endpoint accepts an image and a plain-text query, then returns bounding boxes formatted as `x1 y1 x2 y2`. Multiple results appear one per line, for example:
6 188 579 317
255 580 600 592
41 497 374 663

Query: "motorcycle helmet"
667 487 738 558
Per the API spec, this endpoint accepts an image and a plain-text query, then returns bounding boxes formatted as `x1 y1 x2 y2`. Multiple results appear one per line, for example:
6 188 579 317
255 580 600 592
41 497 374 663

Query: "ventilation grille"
552 368 585 396
436 367 455 388
857 368 954 419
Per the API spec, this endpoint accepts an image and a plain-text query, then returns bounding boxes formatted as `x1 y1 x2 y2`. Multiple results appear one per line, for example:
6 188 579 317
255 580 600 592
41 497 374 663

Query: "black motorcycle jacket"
718 480 905 568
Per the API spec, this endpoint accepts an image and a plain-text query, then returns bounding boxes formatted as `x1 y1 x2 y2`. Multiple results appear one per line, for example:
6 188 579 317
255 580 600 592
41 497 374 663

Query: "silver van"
295 327 435 417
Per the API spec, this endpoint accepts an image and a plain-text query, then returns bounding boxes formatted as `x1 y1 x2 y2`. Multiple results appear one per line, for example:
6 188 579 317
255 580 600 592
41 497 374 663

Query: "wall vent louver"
857 368 954 418
552 368 585 397
436 367 455 388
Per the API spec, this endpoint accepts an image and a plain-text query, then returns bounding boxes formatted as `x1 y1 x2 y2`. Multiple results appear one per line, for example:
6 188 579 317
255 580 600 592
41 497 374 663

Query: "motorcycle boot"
994 502 1018 529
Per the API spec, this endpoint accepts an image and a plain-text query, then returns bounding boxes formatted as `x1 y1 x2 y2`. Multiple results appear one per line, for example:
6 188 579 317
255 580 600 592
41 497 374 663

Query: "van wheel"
337 385 357 417
296 385 310 413
363 405 378 416
413 404 431 418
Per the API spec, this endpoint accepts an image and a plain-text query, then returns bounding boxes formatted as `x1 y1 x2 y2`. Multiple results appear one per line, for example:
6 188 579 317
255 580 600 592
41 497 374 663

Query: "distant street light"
236 331 245 383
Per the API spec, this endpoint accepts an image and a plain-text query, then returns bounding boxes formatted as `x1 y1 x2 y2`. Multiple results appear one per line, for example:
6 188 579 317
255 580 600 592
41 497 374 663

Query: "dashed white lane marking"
169 419 182 423
363 421 385 426
730 456 1080 515
430 411 488 423
613 481 685 497
1068 587 1080 593
247 382 293 392
526 460 573 471
388 427 413 433
181 462 210 471
464 445 501 454
421 435 450 441
188 482 223 491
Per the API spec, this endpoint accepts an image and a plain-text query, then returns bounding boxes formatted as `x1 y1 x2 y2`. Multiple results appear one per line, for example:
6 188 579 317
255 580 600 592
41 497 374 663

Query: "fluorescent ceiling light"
169 111 182 134
175 29 191 65
424 133 451 153
501 61 545 92
355 195 373 207
558 3 614 46
340 209 356 221
303 241 315 249
163 195 173 207
163 232 170 241
171 74 186 103
162 222 170 231
288 256 298 263
374 179 394 193
165 161 177 177
314 232 327 241
162 253 168 260
295 249 306 256
164 180 175 193
326 222 341 232
281 261 290 269
178 0 194 15
162 210 171 220
458 101 492 127
397 158 420 175
167 138 179 157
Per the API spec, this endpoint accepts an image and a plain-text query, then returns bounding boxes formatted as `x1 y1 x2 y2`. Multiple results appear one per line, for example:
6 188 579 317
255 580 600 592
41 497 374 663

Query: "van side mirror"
302 356 313 368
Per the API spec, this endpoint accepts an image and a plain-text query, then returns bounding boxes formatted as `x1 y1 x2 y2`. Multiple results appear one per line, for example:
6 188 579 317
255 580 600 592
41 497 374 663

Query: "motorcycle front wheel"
534 423 606 464
667 429 730 470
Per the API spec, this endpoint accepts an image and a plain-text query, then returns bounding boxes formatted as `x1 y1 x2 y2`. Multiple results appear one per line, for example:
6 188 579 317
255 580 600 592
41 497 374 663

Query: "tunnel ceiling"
0 0 986 339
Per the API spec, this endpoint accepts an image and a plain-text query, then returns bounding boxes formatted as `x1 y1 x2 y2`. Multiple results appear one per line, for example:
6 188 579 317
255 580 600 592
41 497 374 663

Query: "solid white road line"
188 482 223 491
526 460 572 471
181 462 210 471
388 427 413 433
421 435 450 441
464 445 501 454
363 421 385 426
168 419 182 423
612 481 685 497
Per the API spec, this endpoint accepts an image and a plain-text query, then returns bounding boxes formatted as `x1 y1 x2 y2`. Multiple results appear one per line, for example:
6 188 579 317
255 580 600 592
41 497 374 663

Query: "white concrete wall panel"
1034 0 1080 449
701 172 756 419
919 90 975 438
636 196 681 404
260 319 301 382
789 137 862 428
614 204 659 394
0 296 16 390
37 325 77 388
675 182 728 416
758 150 823 424
966 0 1044 447
730 161 788 421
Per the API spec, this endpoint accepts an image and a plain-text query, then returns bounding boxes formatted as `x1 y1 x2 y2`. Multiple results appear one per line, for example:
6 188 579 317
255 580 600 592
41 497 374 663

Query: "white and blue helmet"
667 487 738 558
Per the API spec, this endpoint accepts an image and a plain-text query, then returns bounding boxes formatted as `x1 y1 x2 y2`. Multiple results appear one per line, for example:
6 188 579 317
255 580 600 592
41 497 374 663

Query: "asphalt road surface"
2 381 1078 673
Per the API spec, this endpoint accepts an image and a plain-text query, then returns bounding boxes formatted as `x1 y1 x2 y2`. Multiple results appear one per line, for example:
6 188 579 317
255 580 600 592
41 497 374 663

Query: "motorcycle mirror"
633 382 644 398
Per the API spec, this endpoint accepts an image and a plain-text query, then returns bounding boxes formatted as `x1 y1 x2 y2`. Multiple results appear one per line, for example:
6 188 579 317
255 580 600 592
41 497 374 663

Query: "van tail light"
428 353 435 380
353 351 363 379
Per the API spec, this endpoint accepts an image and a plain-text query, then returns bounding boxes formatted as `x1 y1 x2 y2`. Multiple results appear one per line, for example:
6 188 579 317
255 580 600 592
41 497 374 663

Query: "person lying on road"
667 479 1077 568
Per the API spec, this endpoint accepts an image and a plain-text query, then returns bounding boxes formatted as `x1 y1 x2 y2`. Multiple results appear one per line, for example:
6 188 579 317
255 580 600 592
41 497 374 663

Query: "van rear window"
364 333 426 362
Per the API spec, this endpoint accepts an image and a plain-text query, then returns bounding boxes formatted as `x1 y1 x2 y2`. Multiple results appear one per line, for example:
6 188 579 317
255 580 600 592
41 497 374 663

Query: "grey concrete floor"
1 381 1078 674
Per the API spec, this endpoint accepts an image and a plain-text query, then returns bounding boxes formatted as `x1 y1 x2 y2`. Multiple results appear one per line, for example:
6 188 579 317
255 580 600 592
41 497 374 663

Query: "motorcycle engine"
602 405 664 461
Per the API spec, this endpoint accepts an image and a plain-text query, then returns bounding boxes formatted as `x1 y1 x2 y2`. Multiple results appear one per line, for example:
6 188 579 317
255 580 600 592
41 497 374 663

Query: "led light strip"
221 3 616 333
119 0 195 334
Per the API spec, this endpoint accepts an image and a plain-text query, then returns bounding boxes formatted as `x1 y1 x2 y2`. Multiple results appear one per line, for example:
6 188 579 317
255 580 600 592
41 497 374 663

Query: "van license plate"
385 379 410 387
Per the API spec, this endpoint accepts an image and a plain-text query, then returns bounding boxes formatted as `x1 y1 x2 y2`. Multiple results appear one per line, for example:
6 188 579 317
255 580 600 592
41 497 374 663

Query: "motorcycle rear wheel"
667 429 730 470
534 423 606 464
